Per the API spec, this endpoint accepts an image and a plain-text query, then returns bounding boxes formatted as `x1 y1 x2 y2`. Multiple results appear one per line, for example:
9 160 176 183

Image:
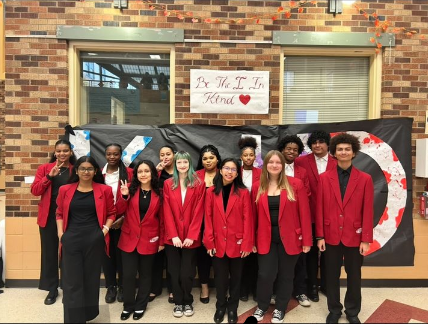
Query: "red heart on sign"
239 94 251 105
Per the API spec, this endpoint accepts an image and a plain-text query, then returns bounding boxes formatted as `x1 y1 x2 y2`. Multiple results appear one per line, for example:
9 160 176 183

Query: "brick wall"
4 1 428 213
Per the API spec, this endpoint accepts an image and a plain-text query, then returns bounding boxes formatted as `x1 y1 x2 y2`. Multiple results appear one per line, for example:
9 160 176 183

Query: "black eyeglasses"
78 167 95 173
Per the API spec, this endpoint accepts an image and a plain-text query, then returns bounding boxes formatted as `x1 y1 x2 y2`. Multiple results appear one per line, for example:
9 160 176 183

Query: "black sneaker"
253 308 266 322
173 305 184 318
271 309 285 323
184 304 194 317
105 286 117 304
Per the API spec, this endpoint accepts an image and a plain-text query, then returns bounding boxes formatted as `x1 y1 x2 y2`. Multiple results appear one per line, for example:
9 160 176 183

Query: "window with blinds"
283 56 369 124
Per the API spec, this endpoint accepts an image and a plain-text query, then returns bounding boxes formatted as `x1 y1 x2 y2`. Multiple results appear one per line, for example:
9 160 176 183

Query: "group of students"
31 130 374 324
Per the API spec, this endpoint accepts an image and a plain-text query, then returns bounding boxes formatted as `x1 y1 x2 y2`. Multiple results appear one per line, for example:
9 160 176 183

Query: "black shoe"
227 310 238 324
239 294 249 302
346 315 361 324
200 294 210 304
44 289 58 305
148 294 157 302
117 286 123 302
214 309 226 323
133 310 145 320
120 311 132 321
168 294 174 304
326 312 341 324
307 285 319 302
319 286 328 296
105 286 117 304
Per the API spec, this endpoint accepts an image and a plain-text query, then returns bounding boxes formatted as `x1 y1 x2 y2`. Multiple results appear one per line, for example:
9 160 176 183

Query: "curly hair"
196 144 222 171
307 130 331 149
277 135 304 155
329 133 361 157
238 136 257 152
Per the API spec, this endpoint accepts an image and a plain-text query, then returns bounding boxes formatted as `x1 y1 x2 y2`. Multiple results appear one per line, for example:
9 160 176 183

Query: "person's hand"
241 251 251 258
172 237 182 248
182 238 194 247
49 162 64 177
156 161 166 172
317 239 326 252
207 248 216 257
158 245 165 252
102 228 109 236
58 232 64 241
302 246 311 253
252 246 257 253
120 180 129 196
360 242 370 255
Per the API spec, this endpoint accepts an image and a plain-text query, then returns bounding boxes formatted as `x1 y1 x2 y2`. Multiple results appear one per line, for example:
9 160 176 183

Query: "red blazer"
316 167 374 247
196 168 218 184
240 166 262 192
252 177 312 255
162 178 205 248
116 190 163 255
295 153 337 222
56 182 117 255
203 185 253 258
31 161 73 227
293 164 311 197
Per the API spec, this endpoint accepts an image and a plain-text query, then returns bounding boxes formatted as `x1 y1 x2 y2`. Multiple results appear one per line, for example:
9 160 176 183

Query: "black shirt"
268 195 281 243
337 165 352 200
222 184 232 212
139 189 151 222
68 190 98 228
48 167 69 214
159 169 173 189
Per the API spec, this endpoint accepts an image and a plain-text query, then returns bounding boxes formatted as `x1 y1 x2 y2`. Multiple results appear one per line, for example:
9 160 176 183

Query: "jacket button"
339 215 343 217
180 218 184 221
339 227 343 230
224 238 226 241
223 226 226 229
137 235 140 238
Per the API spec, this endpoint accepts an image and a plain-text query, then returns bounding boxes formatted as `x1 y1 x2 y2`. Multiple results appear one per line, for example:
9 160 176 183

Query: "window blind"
283 56 369 124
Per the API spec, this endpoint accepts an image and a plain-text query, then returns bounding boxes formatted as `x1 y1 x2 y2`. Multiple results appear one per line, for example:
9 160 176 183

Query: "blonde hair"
256 150 295 203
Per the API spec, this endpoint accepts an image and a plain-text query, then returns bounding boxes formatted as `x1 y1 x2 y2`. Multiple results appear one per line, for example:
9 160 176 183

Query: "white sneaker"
271 309 285 323
296 294 311 307
270 294 276 305
253 308 266 322
183 304 194 317
173 305 183 317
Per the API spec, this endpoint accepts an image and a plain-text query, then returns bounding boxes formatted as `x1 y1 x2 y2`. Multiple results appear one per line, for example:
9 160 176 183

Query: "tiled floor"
0 287 428 323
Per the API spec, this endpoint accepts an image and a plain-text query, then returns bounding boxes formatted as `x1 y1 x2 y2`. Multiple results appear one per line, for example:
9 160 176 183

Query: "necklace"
58 167 68 177
141 189 151 199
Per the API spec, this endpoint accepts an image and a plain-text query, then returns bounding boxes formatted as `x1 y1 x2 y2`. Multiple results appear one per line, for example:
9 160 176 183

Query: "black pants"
151 249 173 295
273 252 307 296
61 225 105 323
212 255 243 312
240 252 258 297
306 224 326 289
165 245 197 306
257 242 299 312
39 209 59 292
102 228 123 288
197 244 212 285
324 243 364 317
121 249 155 313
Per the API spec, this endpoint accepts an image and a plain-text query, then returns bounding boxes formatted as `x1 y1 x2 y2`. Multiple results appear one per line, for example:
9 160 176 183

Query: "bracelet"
103 225 110 232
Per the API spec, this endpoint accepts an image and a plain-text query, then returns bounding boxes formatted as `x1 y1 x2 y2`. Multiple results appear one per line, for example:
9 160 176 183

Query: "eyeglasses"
78 167 95 173
222 166 237 173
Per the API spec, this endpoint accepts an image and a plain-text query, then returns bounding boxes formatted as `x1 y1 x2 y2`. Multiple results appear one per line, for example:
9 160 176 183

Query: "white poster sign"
190 69 269 114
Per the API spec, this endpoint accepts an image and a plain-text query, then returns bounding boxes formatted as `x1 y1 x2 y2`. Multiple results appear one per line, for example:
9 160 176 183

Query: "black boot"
105 286 117 303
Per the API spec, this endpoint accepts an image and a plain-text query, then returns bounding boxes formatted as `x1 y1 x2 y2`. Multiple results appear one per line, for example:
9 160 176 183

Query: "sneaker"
271 309 285 323
296 294 311 307
184 304 194 317
270 294 276 305
173 305 184 318
253 308 266 322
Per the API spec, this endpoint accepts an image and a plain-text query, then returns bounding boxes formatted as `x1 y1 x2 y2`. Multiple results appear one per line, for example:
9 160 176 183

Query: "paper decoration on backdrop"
69 130 90 159
190 70 269 114
121 136 153 167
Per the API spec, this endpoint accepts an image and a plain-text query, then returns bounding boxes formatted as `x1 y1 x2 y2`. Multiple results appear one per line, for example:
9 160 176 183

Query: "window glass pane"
80 51 170 125
283 56 369 124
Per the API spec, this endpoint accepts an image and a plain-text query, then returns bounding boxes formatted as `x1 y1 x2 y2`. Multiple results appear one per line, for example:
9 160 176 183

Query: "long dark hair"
129 160 161 198
68 156 104 184
49 139 77 165
105 143 130 182
196 144 222 171
213 158 246 196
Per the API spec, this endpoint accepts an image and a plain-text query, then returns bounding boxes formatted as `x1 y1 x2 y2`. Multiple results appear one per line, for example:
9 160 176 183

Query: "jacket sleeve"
202 189 215 250
30 164 51 196
362 175 374 243
105 186 117 221
296 181 312 247
187 183 205 241
241 189 254 252
251 182 259 241
159 200 165 246
115 191 130 216
56 186 65 221
315 177 325 239
162 183 178 240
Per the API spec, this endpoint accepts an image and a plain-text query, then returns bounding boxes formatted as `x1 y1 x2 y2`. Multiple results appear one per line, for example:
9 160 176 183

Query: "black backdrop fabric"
71 117 414 266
